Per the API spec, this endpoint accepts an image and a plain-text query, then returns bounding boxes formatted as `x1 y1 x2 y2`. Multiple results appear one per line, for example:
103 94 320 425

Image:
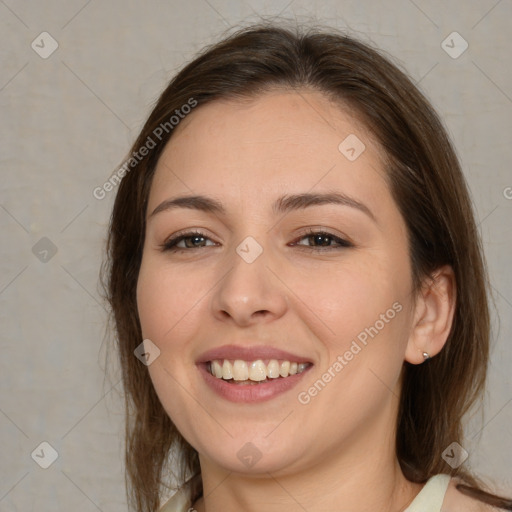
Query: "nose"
210 243 288 327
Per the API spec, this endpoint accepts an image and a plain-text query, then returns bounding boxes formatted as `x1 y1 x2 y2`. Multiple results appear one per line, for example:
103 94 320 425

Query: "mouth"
196 344 313 402
207 359 312 385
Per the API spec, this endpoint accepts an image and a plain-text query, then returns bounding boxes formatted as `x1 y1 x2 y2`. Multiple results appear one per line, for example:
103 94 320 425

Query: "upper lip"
196 344 312 364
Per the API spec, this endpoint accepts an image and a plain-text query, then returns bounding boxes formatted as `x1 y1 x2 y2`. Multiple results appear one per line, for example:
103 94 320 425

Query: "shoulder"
442 477 508 512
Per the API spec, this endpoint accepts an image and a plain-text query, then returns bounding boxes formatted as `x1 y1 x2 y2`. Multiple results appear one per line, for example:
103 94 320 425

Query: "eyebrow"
149 192 376 222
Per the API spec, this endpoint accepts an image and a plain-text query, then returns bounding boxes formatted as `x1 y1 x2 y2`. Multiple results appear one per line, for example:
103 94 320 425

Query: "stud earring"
422 352 431 361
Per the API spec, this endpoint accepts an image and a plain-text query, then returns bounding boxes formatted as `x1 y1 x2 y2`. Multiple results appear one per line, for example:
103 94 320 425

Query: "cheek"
287 255 405 348
136 259 205 346
137 262 206 438
288 254 413 412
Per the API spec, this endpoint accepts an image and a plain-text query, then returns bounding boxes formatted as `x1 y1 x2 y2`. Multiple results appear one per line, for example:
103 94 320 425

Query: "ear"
405 265 456 364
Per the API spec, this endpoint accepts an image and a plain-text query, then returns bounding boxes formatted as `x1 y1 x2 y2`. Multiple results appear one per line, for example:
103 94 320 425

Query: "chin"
192 429 310 476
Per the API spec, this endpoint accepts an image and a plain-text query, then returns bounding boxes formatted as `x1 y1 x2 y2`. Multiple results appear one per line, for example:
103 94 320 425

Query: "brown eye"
294 231 352 250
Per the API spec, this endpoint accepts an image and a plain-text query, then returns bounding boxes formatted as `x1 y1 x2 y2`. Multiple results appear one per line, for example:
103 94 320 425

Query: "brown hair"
102 22 512 512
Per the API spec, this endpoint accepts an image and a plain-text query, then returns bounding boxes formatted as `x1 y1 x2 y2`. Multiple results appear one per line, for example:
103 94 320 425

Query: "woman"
103 23 512 512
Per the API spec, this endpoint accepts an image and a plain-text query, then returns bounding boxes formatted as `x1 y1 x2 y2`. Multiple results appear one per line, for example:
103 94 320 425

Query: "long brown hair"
102 22 512 512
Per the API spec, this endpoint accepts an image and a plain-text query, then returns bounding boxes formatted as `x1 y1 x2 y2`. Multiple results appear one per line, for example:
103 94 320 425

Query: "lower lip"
198 364 312 403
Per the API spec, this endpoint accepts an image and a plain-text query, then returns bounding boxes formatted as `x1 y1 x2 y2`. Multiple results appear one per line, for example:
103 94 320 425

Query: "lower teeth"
228 378 272 385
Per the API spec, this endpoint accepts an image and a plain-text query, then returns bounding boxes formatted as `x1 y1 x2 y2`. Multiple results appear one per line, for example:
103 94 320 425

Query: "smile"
208 359 311 383
197 345 313 402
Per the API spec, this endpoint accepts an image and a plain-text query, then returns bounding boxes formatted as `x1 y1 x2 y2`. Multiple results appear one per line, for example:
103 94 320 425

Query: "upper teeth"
210 359 309 381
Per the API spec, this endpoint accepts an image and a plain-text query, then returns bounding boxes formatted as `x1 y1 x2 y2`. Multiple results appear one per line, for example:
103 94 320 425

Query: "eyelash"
160 229 353 252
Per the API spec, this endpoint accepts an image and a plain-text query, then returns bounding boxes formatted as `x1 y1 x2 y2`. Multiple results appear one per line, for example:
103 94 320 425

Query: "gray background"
1 1 511 510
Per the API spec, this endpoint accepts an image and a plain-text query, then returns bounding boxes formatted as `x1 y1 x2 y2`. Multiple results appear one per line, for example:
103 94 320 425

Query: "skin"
136 90 458 512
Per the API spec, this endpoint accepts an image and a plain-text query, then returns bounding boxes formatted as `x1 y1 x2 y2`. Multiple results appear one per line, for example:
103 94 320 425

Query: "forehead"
150 89 389 210
167 88 380 158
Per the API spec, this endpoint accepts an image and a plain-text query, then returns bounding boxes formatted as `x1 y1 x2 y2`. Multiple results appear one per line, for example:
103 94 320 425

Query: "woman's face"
137 90 417 475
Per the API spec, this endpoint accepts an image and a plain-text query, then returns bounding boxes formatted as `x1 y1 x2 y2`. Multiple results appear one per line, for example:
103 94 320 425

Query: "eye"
160 229 353 253
161 230 217 251
291 229 353 251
